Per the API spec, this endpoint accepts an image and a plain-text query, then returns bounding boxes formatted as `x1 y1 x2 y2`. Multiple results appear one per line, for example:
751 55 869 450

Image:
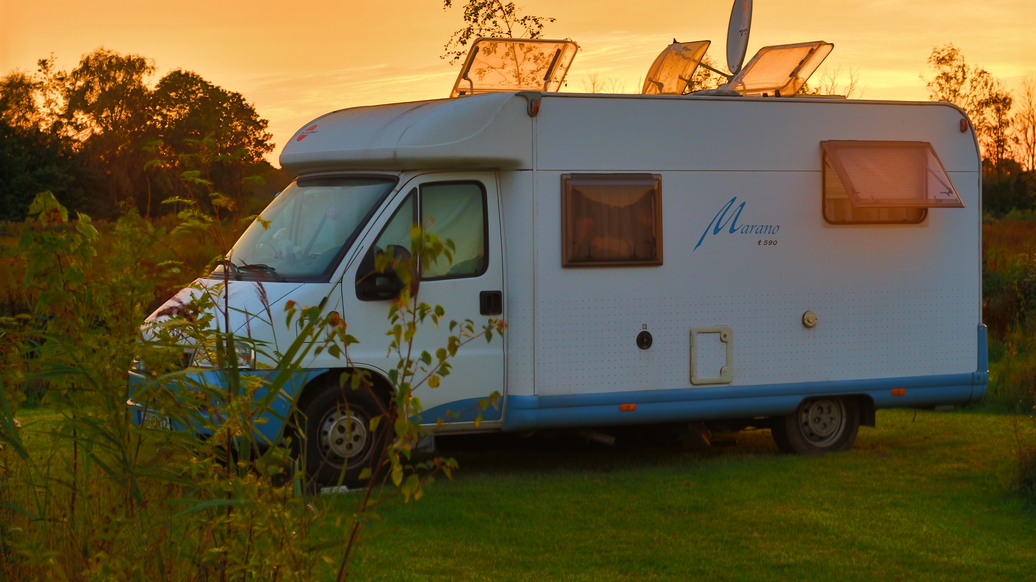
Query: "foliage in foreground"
0 188 501 580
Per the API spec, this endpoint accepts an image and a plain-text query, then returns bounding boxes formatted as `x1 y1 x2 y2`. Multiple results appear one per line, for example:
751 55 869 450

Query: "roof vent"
451 38 580 98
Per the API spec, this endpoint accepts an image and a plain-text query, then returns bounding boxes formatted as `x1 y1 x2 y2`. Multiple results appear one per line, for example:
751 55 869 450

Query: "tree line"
1 35 1034 223
924 43 1036 215
924 45 1036 216
0 49 287 222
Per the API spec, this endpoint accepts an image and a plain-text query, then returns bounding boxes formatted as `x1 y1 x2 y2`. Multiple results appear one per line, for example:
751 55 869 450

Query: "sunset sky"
2 0 1034 166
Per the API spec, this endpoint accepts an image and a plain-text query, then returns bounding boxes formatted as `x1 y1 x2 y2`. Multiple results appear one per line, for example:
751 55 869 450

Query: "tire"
299 382 389 489
771 396 860 454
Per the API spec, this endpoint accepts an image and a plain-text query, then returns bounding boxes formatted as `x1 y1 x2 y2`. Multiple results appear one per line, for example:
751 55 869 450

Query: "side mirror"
355 245 413 301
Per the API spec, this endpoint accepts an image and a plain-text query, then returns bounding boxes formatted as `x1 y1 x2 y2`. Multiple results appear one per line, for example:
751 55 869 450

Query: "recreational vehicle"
131 22 988 488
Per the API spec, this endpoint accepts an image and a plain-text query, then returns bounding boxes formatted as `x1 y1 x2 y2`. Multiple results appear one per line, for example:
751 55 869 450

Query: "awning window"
821 141 964 209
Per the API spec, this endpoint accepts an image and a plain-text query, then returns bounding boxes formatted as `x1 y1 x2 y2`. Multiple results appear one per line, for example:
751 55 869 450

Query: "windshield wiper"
237 263 285 281
218 259 241 281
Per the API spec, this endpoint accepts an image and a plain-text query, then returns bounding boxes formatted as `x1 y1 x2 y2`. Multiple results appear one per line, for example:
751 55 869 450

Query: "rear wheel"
771 396 860 454
299 382 389 489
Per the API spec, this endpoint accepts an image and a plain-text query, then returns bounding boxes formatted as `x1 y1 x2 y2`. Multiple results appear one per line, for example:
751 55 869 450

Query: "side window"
821 141 963 225
373 190 416 253
420 182 487 279
561 174 662 267
370 182 487 280
823 156 926 224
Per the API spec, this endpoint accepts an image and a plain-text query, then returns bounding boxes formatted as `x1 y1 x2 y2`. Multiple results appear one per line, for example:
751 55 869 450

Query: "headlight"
191 342 256 370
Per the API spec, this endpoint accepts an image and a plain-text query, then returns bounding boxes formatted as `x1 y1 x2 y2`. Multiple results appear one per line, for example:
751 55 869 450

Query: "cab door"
353 172 505 429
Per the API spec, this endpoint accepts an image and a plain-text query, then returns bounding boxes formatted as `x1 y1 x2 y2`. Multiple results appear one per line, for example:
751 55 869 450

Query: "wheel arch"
854 394 876 427
783 393 875 428
294 366 395 416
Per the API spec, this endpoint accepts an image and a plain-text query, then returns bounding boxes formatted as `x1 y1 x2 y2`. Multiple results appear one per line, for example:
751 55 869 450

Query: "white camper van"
133 31 988 487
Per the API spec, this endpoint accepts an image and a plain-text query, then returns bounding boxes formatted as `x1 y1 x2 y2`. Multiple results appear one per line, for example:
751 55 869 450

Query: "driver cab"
342 171 506 430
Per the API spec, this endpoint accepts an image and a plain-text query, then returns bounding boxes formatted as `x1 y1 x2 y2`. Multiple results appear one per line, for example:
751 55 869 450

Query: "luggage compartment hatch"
690 326 734 385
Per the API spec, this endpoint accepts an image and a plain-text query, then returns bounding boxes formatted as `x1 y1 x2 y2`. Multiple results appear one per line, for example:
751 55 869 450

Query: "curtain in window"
567 184 658 262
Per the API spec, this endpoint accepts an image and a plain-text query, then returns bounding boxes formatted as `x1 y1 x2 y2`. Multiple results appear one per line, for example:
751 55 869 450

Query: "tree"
150 70 272 163
0 48 276 221
145 70 274 217
0 120 92 220
54 49 156 217
798 66 862 98
0 58 107 220
62 48 154 140
689 55 725 92
0 55 70 134
1014 76 1036 172
442 0 556 63
581 72 627 94
0 72 42 129
924 44 1014 167
979 83 1015 170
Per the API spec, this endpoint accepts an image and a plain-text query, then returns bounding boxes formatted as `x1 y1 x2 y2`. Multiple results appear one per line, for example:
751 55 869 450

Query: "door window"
370 181 488 280
421 182 487 279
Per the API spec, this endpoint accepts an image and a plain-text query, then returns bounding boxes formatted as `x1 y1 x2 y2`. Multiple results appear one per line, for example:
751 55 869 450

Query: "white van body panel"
244 91 986 432
280 93 534 173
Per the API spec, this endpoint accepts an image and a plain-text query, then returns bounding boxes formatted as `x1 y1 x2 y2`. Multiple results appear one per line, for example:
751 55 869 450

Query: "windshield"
213 176 397 281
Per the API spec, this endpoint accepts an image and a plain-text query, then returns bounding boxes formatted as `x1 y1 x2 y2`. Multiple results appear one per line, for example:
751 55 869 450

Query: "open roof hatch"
724 41 834 97
641 41 711 95
450 38 580 98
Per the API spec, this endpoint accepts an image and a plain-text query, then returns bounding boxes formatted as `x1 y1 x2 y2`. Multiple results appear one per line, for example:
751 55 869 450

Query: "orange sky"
2 0 1034 166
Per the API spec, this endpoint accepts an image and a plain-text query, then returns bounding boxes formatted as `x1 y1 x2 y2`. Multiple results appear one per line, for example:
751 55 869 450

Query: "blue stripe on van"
973 323 989 401
502 324 989 432
129 368 325 444
134 325 989 438
416 397 504 424
501 377 976 432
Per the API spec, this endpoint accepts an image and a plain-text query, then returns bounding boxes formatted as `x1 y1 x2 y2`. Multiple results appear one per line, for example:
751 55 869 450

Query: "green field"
343 408 1036 581
5 215 1036 580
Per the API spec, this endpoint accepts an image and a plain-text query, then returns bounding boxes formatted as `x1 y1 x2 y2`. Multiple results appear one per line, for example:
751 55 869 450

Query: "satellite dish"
726 0 753 75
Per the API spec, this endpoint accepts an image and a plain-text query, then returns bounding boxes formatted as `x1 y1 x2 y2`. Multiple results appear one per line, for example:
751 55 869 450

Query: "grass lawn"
343 408 1036 581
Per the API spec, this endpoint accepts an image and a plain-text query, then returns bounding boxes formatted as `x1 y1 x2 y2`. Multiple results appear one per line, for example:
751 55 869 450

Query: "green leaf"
359 468 372 480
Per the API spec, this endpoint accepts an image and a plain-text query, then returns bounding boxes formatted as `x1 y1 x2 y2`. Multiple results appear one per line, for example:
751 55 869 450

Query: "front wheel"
771 396 860 454
299 384 389 489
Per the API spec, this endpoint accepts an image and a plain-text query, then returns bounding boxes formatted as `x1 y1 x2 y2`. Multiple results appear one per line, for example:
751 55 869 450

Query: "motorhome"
132 28 987 488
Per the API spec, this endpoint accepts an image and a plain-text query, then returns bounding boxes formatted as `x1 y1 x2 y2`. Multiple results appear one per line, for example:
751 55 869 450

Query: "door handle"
479 290 503 315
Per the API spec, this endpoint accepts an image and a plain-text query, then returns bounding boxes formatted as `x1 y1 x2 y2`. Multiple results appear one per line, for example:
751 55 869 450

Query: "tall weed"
0 187 501 580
